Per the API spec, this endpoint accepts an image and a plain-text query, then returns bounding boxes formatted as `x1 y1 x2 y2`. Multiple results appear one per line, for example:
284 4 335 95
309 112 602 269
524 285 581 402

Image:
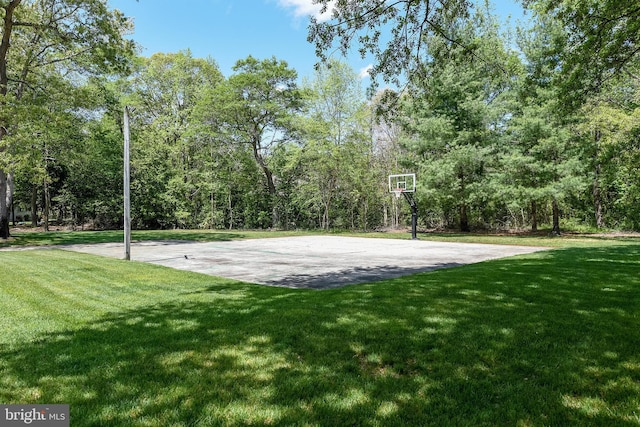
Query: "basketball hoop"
388 173 418 240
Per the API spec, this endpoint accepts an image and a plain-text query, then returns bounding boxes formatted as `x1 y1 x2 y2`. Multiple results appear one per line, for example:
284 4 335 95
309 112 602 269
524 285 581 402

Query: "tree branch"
623 66 640 82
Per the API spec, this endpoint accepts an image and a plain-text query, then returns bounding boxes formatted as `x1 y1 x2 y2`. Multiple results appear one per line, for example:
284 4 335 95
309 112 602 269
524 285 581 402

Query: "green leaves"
399 8 514 231
529 0 640 103
291 60 379 230
0 0 137 237
308 0 472 90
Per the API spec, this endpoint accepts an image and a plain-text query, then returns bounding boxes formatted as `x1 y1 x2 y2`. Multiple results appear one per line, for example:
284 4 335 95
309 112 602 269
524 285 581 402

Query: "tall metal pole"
403 192 418 240
411 202 418 240
123 106 131 260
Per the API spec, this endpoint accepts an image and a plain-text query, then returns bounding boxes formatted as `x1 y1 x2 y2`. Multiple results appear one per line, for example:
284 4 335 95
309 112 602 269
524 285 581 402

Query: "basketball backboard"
388 173 416 195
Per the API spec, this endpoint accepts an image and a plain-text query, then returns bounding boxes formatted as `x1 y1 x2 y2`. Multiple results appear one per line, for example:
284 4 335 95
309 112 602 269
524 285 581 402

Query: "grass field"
1 232 639 425
0 229 314 248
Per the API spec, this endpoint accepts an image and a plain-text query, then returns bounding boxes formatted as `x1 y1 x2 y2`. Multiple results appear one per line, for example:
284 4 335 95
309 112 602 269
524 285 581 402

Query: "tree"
575 73 640 229
198 56 305 228
400 8 517 232
308 0 471 92
11 75 89 231
370 90 406 229
0 0 134 238
517 1 640 231
60 109 124 229
527 0 640 103
504 15 586 235
127 51 223 229
294 59 373 229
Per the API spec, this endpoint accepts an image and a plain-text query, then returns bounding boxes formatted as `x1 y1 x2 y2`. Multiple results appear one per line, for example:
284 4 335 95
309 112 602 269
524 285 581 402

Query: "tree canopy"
3 0 640 236
0 0 135 238
308 0 471 90
529 0 640 101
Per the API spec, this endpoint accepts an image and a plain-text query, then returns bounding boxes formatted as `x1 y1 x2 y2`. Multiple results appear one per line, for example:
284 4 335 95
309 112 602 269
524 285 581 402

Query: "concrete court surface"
61 236 548 290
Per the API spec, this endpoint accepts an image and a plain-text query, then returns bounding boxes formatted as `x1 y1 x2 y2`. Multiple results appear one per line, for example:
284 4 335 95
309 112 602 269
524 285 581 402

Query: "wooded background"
2 0 639 237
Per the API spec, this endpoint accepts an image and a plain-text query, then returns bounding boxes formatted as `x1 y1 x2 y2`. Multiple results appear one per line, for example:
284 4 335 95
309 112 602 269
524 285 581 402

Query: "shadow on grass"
264 263 464 289
1 245 639 425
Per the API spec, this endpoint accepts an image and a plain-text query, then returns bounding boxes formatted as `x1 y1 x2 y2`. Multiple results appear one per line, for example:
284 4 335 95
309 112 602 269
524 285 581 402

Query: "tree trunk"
322 199 330 230
0 169 13 238
210 190 215 229
0 216 7 240
251 138 277 228
531 200 538 232
593 162 604 229
551 199 561 235
0 1 21 240
43 178 50 232
228 190 233 230
383 203 388 228
31 185 38 227
460 203 470 232
0 129 10 238
272 201 278 230
458 172 470 232
0 170 9 239
591 128 605 229
362 200 368 231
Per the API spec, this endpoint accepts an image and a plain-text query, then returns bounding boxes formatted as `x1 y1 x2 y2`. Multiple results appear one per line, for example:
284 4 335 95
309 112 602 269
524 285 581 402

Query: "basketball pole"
402 192 418 240
123 106 131 261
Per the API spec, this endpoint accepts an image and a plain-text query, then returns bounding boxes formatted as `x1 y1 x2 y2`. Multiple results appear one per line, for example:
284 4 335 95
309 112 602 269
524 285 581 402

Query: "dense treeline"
3 0 640 236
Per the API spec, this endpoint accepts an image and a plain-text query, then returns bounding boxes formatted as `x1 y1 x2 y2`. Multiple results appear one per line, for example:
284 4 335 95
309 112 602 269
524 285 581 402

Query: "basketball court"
62 236 547 289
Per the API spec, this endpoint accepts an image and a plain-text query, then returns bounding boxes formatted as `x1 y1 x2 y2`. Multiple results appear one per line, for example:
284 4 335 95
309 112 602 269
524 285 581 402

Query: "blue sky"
107 0 527 81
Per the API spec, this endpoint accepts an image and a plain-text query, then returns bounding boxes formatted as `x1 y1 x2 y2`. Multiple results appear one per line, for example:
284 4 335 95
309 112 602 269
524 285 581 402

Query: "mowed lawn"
1 236 639 426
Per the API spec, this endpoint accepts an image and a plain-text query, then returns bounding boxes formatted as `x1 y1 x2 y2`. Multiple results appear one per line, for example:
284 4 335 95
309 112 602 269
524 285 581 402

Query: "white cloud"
277 0 334 23
359 64 373 79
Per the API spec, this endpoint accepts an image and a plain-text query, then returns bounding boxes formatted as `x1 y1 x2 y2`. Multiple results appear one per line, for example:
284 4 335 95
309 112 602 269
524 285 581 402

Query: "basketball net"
392 189 404 199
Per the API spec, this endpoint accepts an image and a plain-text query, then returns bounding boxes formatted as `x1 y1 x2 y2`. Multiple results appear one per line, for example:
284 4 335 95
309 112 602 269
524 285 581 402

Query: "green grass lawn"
0 229 316 248
1 237 639 425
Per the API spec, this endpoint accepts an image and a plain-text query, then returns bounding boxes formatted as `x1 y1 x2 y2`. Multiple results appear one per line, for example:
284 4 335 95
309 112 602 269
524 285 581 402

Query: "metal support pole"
403 192 418 240
123 106 131 260
411 204 418 240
